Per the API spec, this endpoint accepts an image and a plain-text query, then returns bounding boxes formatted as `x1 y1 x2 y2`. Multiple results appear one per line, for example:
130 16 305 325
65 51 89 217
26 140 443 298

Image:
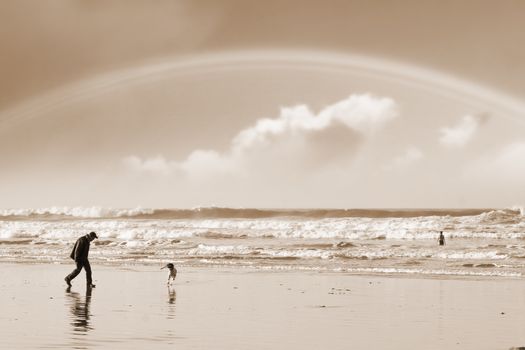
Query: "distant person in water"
438 231 445 246
65 232 98 288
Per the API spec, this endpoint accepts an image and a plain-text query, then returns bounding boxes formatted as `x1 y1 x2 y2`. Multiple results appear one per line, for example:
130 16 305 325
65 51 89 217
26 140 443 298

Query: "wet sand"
1 263 525 349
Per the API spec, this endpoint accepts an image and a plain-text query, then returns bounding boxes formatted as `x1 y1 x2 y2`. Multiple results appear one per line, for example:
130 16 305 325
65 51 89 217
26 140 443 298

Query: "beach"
1 262 525 350
2 1 525 348
1 208 525 349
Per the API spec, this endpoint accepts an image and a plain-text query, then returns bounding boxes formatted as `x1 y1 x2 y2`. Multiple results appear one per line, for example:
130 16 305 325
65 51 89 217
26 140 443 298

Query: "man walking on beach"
65 231 98 288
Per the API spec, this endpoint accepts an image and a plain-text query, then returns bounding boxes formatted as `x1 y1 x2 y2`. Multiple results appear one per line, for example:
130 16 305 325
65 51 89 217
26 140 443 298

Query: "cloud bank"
123 94 399 178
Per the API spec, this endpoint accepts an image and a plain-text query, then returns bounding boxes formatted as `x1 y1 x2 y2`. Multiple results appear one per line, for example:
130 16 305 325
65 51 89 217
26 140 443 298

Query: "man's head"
88 231 98 241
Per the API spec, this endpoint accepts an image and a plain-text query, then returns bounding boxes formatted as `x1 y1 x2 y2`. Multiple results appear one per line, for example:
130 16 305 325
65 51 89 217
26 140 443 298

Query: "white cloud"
179 150 237 177
439 114 484 147
383 146 424 171
122 155 173 174
123 94 399 178
231 94 397 155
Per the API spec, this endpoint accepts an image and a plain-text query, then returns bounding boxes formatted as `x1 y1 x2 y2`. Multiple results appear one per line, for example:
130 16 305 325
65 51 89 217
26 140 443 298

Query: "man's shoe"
64 277 71 287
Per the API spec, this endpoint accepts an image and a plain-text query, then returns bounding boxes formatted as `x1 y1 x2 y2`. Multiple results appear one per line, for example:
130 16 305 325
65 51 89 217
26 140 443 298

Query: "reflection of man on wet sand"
66 286 93 332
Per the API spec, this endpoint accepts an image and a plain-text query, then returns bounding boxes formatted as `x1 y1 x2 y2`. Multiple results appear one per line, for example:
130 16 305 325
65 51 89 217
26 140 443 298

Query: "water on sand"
1 264 525 349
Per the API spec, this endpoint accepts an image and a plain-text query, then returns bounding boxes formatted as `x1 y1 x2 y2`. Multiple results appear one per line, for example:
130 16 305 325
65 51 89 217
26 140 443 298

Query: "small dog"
161 263 177 285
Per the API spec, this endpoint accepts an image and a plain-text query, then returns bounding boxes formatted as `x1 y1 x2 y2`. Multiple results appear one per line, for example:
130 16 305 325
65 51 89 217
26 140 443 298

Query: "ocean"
1 207 524 278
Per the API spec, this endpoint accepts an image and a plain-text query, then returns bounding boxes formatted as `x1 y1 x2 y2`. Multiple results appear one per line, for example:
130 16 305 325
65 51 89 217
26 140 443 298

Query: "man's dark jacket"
70 235 91 262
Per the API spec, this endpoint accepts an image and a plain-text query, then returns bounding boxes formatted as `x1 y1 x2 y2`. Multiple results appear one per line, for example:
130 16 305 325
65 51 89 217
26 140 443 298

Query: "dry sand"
1 262 525 349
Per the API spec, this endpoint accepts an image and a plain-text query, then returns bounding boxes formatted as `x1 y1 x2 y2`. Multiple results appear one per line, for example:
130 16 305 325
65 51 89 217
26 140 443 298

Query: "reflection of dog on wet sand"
168 286 176 304
167 286 177 320
161 263 177 285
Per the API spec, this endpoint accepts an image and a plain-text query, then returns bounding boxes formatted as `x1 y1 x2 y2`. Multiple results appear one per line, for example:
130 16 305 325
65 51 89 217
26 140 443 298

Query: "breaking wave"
0 207 524 241
1 207 524 278
477 208 524 224
0 206 508 220
0 207 154 219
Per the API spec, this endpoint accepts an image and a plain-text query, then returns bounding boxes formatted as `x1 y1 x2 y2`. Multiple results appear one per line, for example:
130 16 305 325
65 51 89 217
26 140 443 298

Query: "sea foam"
1 207 524 278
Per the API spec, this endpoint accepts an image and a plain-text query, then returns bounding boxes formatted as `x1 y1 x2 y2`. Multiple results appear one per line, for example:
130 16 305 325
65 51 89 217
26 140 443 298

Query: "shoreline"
1 260 522 281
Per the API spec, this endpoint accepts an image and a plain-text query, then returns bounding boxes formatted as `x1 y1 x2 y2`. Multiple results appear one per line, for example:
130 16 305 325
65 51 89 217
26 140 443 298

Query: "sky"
0 0 524 209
